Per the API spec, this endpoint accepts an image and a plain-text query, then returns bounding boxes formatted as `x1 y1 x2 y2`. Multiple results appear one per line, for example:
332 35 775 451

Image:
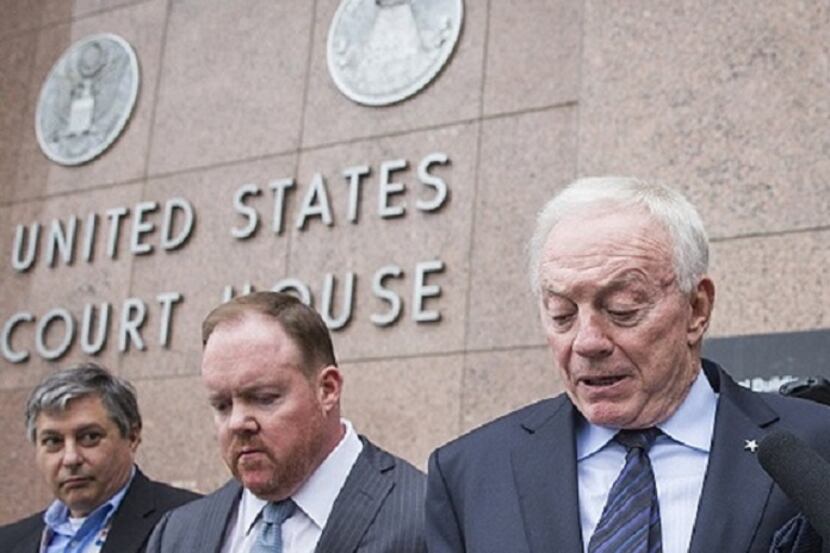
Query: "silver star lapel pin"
744 439 759 453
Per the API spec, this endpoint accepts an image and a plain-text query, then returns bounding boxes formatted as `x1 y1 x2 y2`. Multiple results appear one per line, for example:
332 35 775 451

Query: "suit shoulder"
143 477 202 509
361 438 425 482
761 390 830 419
760 392 830 447
434 396 565 457
723 375 830 457
161 480 238 523
147 482 239 553
0 511 44 546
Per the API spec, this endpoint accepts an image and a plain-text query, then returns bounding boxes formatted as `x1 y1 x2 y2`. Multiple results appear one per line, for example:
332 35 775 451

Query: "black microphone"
757 430 830 542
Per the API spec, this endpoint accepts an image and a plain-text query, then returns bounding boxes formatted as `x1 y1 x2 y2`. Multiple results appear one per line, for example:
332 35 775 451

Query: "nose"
227 403 259 434
572 311 614 359
61 440 83 469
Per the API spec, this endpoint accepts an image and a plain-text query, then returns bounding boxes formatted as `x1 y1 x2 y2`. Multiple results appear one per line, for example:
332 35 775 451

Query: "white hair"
528 176 709 295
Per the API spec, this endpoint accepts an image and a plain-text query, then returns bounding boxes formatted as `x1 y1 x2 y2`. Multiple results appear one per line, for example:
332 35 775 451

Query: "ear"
127 425 142 452
316 365 343 414
687 276 715 347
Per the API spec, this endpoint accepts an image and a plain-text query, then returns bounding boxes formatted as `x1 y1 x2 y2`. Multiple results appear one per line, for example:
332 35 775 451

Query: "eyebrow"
74 424 106 433
605 269 650 289
238 384 282 398
208 383 282 400
37 429 62 437
207 391 228 403
541 270 650 297
37 423 106 437
541 284 569 298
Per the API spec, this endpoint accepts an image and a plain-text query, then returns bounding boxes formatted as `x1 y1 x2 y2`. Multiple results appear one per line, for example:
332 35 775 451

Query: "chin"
241 475 279 496
582 404 633 428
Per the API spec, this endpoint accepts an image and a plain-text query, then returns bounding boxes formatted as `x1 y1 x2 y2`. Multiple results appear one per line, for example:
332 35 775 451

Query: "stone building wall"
0 0 827 523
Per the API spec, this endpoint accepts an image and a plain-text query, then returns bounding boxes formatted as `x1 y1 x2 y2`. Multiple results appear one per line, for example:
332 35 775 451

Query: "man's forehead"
219 309 281 330
203 313 304 364
202 341 303 389
541 212 673 281
207 312 295 349
541 265 659 296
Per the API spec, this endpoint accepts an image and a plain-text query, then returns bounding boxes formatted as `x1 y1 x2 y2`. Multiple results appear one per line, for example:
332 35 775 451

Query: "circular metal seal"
35 33 139 166
327 0 463 106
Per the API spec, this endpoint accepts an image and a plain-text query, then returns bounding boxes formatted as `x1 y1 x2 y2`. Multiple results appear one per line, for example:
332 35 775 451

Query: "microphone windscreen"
758 430 830 541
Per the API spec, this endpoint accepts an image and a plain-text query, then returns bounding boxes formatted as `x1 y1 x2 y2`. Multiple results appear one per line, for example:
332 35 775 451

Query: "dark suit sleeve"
145 510 173 553
140 480 241 553
426 448 466 553
0 513 44 553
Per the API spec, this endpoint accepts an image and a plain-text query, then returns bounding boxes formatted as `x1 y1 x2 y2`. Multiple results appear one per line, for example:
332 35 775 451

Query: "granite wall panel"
122 154 297 380
301 0 486 147
9 22 71 202
0 184 143 390
709 229 830 337
0 388 53 525
461 346 563 433
0 0 50 39
15 0 168 199
70 0 149 20
1 0 828 528
0 31 36 206
483 0 582 115
579 1 830 238
466 106 577 351
148 0 313 174
134 374 227 495
289 122 478 361
340 353 463 470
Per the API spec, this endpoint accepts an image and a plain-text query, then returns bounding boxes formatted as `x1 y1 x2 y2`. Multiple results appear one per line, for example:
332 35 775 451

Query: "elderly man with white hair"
425 177 830 553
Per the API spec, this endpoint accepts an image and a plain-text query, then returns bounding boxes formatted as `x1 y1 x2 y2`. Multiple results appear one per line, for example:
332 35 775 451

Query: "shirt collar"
241 419 363 535
659 367 718 452
293 418 362 528
43 465 136 534
576 368 718 460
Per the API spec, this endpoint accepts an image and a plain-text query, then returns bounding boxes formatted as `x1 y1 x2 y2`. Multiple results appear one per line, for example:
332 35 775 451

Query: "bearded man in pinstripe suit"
147 292 425 553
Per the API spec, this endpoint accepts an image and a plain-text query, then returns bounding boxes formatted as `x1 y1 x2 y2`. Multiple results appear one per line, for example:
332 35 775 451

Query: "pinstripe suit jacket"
146 437 426 553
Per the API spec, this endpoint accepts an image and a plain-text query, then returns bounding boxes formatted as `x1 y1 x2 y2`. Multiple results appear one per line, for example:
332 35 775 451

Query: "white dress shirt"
220 419 363 553
576 369 719 553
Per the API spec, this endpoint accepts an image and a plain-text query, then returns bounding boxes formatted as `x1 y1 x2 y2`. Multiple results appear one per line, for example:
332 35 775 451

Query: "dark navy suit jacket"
0 468 198 553
426 360 830 553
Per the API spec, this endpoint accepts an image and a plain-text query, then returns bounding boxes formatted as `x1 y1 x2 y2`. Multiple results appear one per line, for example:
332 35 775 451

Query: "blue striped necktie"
587 428 662 553
250 499 295 553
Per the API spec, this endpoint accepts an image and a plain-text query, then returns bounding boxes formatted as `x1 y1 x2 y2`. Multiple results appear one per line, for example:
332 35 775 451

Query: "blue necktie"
250 499 295 553
587 428 663 553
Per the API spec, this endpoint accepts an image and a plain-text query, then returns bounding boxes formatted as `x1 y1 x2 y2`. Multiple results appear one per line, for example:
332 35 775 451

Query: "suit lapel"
688 362 779 553
511 398 583 553
314 440 394 553
101 470 155 553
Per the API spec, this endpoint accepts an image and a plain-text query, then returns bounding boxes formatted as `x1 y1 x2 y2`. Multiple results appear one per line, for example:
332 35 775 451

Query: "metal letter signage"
35 33 139 166
327 0 463 106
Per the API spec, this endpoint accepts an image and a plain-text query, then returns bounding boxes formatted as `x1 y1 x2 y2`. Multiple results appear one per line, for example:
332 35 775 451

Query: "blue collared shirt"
42 467 135 553
576 369 719 553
